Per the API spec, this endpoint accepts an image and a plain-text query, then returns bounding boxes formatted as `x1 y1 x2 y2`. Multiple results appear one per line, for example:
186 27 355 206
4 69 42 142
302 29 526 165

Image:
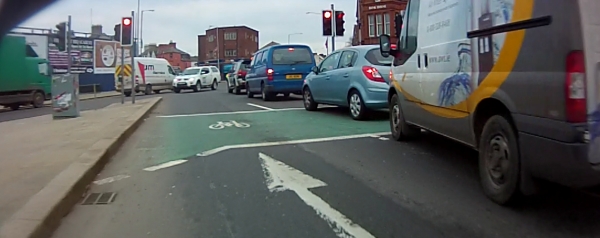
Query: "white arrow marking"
258 153 376 238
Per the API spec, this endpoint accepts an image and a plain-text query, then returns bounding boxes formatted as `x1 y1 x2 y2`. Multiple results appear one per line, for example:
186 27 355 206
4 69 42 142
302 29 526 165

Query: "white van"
115 57 177 96
379 0 600 205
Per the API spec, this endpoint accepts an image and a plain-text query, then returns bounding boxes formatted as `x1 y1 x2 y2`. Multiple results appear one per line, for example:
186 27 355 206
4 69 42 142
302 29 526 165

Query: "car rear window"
365 49 393 66
271 47 313 65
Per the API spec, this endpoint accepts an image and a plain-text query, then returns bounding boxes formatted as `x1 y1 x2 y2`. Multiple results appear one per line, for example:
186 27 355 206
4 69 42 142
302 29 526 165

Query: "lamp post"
287 32 303 43
140 9 154 55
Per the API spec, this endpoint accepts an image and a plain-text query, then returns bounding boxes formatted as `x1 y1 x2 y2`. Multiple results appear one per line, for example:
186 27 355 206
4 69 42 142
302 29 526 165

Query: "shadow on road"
316 106 389 121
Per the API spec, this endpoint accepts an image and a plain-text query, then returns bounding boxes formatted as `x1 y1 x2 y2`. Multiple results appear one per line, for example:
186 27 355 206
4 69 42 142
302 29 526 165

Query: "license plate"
286 74 302 80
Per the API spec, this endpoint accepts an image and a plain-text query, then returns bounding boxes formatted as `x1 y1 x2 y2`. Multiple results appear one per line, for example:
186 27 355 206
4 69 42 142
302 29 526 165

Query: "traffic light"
121 17 133 46
114 24 121 42
55 22 67 52
335 11 345 37
322 10 332 36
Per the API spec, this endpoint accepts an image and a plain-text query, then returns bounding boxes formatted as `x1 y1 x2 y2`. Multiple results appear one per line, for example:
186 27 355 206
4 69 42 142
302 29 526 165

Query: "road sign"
115 64 132 77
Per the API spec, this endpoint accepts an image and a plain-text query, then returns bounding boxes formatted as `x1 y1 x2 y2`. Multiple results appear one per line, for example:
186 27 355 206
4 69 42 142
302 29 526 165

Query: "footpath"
43 91 121 105
0 97 162 238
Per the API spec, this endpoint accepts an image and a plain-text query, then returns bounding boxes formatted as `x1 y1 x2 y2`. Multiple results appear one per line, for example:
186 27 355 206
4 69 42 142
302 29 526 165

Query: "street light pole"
287 33 302 43
140 9 154 55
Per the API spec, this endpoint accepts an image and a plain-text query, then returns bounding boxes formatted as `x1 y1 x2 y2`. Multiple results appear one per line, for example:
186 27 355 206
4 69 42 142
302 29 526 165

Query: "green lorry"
0 34 51 110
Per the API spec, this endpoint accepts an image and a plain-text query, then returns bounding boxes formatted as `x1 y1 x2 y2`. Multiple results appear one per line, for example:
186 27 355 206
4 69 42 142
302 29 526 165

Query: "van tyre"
32 91 45 108
145 85 152 95
247 85 254 98
153 90 161 94
193 81 201 92
478 115 521 205
390 94 419 141
125 91 132 97
211 79 218 90
348 90 368 120
303 87 318 111
261 83 274 101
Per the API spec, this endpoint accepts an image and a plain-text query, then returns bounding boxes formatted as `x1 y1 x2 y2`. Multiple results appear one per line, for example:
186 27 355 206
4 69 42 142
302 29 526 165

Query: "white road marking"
197 132 390 157
209 120 251 129
259 153 376 238
143 159 188 172
156 108 304 118
378 137 390 141
246 103 274 110
93 175 130 185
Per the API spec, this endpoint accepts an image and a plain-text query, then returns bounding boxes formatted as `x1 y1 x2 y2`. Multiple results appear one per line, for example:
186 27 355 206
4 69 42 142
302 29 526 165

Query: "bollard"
93 84 97 98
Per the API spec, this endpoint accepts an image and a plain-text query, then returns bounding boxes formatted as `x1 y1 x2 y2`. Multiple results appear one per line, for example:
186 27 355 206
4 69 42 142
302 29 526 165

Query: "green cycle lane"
147 109 389 165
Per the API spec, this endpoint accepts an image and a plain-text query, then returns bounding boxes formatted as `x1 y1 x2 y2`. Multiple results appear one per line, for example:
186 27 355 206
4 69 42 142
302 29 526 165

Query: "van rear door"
269 46 315 82
579 0 600 163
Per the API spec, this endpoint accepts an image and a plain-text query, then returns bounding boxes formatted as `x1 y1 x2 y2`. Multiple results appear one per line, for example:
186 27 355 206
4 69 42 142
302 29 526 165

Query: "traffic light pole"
131 10 136 104
67 15 72 74
120 45 125 104
330 4 336 52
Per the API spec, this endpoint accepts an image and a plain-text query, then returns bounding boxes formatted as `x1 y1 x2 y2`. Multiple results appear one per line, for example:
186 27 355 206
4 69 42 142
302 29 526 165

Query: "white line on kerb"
197 132 391 157
143 159 188 171
155 108 304 118
246 103 274 110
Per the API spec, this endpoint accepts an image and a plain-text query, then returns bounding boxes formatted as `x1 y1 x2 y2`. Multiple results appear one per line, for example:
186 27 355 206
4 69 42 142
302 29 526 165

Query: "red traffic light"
122 18 132 26
324 11 331 19
337 12 344 18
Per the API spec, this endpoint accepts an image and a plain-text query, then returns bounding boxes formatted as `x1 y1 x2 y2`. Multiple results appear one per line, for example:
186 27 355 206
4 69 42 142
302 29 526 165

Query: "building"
352 0 407 46
141 41 193 73
197 25 259 64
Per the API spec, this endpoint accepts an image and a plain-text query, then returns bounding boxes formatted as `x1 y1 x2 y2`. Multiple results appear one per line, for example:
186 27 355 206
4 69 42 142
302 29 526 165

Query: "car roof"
333 45 379 54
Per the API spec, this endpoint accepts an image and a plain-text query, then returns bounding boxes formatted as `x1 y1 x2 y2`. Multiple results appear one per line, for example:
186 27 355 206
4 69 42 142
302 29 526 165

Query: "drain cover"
81 192 117 205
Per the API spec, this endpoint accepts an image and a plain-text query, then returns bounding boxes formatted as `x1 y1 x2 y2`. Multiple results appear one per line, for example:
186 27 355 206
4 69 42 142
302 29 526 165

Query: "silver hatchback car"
302 45 392 120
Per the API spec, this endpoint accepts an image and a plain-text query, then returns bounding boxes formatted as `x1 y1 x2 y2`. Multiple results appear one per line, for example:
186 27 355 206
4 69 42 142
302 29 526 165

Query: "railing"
79 84 101 98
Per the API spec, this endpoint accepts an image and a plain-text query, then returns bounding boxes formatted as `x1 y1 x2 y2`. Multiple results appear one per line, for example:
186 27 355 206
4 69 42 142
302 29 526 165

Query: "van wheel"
479 115 521 205
193 81 201 92
211 79 218 90
125 91 132 97
144 85 152 95
348 90 368 120
303 87 318 111
32 91 45 108
389 94 419 141
261 83 274 101
247 85 254 98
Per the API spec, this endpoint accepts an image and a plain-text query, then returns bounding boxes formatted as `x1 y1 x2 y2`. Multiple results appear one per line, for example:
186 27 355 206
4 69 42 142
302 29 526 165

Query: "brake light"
391 44 397 50
362 66 385 82
267 68 274 81
565 50 587 123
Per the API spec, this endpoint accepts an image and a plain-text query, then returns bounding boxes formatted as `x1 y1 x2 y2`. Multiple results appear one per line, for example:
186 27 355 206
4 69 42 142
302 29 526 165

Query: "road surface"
51 84 600 238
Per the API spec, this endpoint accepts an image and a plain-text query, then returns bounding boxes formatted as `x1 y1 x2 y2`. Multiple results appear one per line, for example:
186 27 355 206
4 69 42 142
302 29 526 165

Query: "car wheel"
348 90 368 120
32 91 45 108
227 81 233 93
211 79 218 90
389 94 419 141
174 88 181 93
193 81 201 92
303 87 318 111
479 115 521 205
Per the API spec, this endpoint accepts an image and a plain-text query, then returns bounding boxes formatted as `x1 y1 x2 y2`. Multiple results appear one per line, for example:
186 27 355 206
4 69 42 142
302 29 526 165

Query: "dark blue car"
245 44 316 101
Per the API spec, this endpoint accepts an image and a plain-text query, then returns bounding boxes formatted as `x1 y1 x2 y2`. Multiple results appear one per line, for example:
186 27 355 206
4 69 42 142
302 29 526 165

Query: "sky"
19 0 357 55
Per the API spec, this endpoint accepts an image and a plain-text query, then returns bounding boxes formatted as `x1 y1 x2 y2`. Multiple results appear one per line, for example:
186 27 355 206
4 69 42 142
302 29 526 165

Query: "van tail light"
565 50 587 123
267 68 274 81
362 66 385 82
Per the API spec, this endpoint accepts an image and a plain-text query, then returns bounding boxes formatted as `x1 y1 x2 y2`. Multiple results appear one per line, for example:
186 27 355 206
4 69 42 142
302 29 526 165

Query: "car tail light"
565 50 587 123
362 66 385 82
267 68 274 81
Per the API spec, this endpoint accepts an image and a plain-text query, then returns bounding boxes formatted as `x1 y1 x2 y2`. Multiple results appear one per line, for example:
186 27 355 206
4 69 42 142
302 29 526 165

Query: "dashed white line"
246 103 274 110
143 159 188 171
93 175 130 185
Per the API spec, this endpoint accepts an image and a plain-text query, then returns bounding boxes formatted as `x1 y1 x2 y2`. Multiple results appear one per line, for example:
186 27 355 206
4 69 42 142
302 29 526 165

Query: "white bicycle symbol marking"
208 120 251 129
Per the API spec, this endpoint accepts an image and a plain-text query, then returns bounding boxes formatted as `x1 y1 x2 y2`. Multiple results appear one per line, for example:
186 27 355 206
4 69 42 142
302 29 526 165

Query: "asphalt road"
52 83 600 238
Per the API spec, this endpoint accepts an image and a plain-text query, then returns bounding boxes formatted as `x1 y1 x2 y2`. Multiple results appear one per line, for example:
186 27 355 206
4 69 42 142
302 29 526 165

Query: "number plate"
286 74 302 80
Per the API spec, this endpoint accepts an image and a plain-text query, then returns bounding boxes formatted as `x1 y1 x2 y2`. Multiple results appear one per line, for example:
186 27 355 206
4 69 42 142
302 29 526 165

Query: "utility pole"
331 4 336 52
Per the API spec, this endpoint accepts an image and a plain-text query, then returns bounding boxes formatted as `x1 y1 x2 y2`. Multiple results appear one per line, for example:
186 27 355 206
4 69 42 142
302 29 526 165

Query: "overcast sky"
20 0 356 55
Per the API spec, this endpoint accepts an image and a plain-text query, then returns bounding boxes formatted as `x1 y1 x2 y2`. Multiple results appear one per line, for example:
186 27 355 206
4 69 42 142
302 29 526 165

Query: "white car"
172 66 221 93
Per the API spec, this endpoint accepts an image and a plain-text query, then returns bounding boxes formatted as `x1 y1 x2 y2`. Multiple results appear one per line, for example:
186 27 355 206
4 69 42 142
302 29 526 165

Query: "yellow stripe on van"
392 0 535 119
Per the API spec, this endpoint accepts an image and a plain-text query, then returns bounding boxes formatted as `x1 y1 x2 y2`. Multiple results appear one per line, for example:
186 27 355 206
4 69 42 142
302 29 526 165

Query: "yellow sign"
115 64 132 77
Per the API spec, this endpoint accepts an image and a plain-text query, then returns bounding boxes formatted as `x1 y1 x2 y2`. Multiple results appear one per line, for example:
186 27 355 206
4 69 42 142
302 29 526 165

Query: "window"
254 52 264 66
271 47 313 65
365 49 393 66
182 68 200 75
211 67 218 72
225 50 237 57
318 52 341 73
208 35 214 42
384 13 390 34
224 32 237 40
376 14 383 36
368 15 375 37
396 0 420 65
167 66 175 75
339 51 357 68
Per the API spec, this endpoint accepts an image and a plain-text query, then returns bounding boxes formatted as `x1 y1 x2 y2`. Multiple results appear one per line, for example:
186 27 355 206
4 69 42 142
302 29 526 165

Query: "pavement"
5 83 600 238
0 97 162 238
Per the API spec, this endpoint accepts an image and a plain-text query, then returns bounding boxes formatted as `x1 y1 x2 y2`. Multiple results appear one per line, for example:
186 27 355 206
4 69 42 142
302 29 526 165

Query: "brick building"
352 0 407 46
197 26 259 63
156 42 192 72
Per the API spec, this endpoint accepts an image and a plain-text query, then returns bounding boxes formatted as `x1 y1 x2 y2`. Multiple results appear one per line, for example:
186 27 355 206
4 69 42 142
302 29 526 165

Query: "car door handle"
343 74 349 78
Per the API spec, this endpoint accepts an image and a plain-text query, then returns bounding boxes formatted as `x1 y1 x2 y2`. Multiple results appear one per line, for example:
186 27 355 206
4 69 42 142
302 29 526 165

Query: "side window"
255 52 264 66
400 0 420 56
250 55 257 67
211 67 218 73
260 52 268 65
167 66 175 75
201 68 210 74
318 52 341 73
338 51 357 68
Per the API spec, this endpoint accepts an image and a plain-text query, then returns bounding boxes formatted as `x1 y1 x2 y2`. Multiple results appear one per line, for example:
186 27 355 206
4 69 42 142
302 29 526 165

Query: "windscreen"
182 68 200 75
365 49 393 66
271 47 313 65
